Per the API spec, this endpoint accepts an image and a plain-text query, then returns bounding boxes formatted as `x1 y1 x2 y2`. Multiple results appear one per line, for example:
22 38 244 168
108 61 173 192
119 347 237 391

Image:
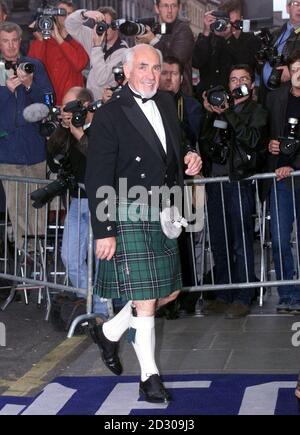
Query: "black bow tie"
130 89 157 104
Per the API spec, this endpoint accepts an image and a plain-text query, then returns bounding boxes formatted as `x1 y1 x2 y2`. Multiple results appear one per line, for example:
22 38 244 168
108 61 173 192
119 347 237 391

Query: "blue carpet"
0 374 299 415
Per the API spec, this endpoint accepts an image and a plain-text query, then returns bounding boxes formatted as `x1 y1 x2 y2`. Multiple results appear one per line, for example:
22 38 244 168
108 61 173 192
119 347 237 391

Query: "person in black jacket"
47 86 108 318
262 0 300 95
199 64 268 318
262 49 300 314
135 0 195 96
192 0 260 99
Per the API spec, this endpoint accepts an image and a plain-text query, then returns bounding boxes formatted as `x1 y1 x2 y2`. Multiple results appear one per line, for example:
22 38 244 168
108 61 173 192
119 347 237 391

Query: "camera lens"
19 62 35 74
207 87 228 107
119 21 146 36
96 21 109 35
211 18 228 32
37 15 54 39
71 112 86 128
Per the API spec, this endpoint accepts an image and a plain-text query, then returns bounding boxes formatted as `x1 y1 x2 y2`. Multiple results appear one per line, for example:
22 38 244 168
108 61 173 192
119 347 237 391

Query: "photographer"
192 0 260 98
199 64 267 318
47 86 108 317
262 0 300 94
262 50 300 314
28 1 88 105
135 0 194 96
159 56 203 317
159 55 202 149
65 7 128 101
101 61 126 104
0 21 53 251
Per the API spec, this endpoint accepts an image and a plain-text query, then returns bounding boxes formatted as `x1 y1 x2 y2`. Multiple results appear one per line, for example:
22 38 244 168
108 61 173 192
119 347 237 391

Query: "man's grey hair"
123 45 163 71
0 21 22 37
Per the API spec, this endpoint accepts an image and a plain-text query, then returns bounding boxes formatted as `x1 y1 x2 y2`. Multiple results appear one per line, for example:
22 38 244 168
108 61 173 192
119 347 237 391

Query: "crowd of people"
1 0 300 404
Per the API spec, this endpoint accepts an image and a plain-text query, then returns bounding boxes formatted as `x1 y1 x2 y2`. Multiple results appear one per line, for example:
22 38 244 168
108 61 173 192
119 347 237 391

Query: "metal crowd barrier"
184 170 300 307
0 174 113 327
0 171 299 336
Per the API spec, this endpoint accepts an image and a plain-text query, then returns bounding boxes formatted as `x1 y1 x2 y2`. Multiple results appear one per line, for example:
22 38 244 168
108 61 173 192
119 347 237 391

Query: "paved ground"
0 287 299 399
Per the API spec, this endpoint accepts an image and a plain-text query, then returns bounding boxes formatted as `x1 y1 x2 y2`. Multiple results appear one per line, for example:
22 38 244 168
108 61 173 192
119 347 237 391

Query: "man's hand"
29 21 43 41
16 66 33 89
95 237 116 260
82 10 105 22
268 139 280 155
202 91 214 112
51 22 64 44
135 26 155 44
6 76 21 93
69 123 84 141
202 91 229 113
275 166 294 181
102 87 113 103
203 10 215 36
277 65 290 83
92 25 106 47
184 152 202 176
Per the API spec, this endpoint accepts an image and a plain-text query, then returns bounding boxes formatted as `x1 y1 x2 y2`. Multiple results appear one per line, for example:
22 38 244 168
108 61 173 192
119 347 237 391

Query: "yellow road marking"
2 336 88 397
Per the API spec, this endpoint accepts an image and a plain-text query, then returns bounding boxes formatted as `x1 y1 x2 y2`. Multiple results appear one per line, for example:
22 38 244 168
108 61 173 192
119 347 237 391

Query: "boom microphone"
23 103 50 122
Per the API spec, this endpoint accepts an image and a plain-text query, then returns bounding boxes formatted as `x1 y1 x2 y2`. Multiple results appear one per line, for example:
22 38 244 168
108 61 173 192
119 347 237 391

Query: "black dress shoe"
139 374 171 403
89 322 123 376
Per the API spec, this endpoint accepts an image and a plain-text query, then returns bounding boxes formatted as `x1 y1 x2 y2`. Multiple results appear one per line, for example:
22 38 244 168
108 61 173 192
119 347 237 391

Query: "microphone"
23 103 50 122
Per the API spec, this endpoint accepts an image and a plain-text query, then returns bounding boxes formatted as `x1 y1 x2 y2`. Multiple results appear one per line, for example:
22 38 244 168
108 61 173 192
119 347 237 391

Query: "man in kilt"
85 44 202 403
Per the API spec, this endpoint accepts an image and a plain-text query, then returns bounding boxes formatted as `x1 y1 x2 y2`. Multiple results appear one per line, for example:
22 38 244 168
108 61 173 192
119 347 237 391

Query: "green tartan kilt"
94 202 182 301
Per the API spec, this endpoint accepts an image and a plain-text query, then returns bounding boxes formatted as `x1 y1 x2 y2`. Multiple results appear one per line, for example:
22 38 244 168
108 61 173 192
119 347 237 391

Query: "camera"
231 84 250 99
95 20 118 35
39 105 61 137
35 1 67 39
210 11 230 33
267 49 285 89
255 30 285 89
63 99 102 128
5 60 35 75
118 17 170 37
82 18 117 35
110 64 125 93
209 119 230 165
31 155 77 209
279 118 300 156
206 85 231 108
63 100 87 128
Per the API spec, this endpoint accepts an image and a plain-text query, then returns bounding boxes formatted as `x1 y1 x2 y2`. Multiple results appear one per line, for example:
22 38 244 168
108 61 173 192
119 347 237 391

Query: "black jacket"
199 98 268 180
260 23 300 100
261 83 300 200
192 32 260 97
85 84 186 239
47 125 87 198
154 19 195 96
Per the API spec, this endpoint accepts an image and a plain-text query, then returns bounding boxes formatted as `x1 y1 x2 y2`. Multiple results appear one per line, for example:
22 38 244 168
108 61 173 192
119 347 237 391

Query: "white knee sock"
102 301 132 342
129 315 159 382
